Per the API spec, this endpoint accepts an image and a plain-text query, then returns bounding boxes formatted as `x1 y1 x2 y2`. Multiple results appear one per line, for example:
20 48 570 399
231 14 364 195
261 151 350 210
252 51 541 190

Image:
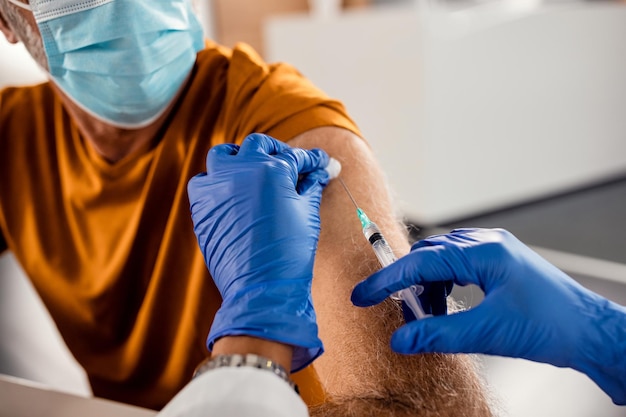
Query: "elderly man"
0 0 492 415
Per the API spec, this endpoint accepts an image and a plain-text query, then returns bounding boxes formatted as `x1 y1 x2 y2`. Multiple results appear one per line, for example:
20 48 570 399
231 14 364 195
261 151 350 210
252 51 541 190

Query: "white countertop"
0 375 156 417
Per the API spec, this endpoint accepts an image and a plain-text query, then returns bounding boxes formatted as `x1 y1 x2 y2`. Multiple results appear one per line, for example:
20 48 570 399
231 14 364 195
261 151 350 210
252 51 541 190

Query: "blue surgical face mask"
5 0 205 129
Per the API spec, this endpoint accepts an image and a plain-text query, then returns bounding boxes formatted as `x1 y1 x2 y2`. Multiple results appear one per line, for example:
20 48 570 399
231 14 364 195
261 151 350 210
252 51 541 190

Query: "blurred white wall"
265 3 626 416
267 1 626 225
0 41 46 86
195 0 215 39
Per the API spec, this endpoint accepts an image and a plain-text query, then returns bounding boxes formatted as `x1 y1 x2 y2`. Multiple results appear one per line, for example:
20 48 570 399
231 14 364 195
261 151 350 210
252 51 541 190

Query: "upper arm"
289 126 410 267
287 128 492 417
288 126 412 394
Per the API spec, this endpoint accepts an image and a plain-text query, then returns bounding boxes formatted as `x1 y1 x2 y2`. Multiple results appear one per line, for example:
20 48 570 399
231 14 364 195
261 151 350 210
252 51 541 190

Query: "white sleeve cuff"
157 367 309 417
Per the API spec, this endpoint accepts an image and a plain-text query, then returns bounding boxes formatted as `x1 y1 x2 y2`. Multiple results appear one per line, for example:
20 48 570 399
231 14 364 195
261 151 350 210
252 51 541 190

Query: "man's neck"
51 83 174 164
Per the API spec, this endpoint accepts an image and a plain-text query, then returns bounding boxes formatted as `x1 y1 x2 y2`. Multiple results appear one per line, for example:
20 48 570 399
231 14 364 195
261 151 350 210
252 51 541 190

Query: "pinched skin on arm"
288 127 493 417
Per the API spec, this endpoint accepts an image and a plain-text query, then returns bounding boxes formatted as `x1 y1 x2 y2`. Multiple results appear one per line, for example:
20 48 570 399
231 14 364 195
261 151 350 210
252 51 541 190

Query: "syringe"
338 178 430 320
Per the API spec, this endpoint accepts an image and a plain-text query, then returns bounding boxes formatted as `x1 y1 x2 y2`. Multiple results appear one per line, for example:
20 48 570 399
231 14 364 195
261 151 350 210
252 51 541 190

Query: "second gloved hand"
188 133 330 372
351 228 626 405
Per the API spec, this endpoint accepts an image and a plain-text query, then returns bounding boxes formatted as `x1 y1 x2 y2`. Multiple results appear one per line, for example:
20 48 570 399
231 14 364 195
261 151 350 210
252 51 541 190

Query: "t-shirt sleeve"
218 43 361 145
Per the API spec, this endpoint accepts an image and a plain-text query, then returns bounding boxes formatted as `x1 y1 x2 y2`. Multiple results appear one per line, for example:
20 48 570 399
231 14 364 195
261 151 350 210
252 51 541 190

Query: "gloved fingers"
410 228 483 251
273 147 330 193
351 245 473 307
208 143 240 156
413 228 517 252
205 143 240 173
296 168 329 196
187 173 209 205
408 228 524 293
418 280 454 316
449 227 483 234
410 234 450 250
275 147 330 175
188 144 240 210
238 133 289 157
390 306 494 355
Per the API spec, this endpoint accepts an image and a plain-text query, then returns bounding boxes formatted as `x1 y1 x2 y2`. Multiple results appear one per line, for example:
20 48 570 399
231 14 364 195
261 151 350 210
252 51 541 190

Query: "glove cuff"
574 299 626 405
207 280 324 372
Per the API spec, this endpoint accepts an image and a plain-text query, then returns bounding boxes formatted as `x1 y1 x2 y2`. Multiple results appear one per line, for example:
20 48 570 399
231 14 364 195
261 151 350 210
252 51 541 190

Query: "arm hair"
289 127 494 417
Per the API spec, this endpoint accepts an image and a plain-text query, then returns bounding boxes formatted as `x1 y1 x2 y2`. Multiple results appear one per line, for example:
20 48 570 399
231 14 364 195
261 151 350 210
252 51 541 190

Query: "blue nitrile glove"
415 281 454 319
351 228 626 405
188 133 330 372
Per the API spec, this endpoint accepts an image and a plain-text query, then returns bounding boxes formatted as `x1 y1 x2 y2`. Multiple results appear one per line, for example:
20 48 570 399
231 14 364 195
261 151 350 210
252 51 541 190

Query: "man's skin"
0 2 493 416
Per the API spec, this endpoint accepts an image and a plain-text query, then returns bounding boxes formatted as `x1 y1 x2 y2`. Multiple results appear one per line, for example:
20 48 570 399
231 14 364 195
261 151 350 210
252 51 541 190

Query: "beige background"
213 0 370 56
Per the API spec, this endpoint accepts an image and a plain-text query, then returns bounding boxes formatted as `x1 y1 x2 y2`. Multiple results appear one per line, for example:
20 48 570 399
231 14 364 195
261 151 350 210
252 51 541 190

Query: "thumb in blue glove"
188 133 331 372
351 228 626 405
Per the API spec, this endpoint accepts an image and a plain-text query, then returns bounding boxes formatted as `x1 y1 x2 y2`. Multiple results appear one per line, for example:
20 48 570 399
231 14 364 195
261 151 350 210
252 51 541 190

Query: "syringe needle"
337 176 428 320
338 177 359 209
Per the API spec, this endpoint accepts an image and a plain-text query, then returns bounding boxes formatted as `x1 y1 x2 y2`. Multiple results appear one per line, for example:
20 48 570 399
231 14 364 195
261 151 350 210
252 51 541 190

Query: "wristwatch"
193 353 299 394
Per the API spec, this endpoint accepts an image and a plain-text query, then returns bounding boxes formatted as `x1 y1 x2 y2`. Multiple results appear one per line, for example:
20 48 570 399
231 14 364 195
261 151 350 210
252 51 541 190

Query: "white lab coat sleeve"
156 367 310 417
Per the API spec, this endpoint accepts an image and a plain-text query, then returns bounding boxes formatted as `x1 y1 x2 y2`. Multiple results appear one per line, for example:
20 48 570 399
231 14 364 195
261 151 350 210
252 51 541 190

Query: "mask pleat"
32 0 205 128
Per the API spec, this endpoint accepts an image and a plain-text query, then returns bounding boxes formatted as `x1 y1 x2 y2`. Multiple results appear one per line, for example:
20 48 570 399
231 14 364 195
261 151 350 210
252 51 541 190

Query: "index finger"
275 147 330 176
206 143 240 173
237 133 289 156
351 245 476 307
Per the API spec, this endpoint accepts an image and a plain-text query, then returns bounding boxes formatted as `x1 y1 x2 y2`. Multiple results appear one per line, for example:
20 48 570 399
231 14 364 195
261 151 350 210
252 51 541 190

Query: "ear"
0 9 20 44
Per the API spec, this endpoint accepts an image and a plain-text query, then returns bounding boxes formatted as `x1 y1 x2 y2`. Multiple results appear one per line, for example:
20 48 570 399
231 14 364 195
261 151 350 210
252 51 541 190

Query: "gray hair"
0 3 48 70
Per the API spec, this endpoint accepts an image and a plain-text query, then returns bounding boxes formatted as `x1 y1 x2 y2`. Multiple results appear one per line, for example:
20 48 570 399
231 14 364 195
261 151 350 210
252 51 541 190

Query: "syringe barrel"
362 221 429 319
362 222 397 266
371 237 398 268
361 221 381 242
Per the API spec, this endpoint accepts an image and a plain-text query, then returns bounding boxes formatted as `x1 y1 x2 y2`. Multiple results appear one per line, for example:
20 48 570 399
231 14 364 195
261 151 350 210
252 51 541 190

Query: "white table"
0 375 156 417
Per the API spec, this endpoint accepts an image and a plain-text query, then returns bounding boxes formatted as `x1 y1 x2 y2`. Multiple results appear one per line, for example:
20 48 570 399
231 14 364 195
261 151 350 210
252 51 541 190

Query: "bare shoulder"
287 126 371 161
288 126 407 258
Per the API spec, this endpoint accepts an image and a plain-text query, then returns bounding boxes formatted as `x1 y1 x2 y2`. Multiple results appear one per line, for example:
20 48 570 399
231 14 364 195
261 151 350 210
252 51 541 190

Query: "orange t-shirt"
0 42 359 410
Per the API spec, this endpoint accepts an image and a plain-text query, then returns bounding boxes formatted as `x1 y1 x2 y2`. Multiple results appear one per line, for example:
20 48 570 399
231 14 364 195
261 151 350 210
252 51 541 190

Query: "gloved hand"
188 133 330 372
351 228 626 405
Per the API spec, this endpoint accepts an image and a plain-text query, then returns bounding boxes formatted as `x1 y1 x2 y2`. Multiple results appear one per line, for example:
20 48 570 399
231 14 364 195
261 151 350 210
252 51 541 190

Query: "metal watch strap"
193 354 299 394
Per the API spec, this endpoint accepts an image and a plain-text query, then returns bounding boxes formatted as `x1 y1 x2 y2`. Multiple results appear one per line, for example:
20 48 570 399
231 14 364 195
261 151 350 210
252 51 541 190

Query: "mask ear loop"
5 0 32 11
